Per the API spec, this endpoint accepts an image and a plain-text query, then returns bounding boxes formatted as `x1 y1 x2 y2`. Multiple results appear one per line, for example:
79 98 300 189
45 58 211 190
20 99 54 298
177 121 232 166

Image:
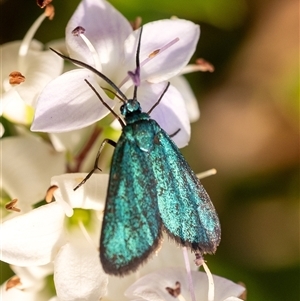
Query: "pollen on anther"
149 49 160 58
166 281 181 297
196 58 215 72
5 276 22 291
130 16 142 30
72 26 86 36
36 0 52 8
45 4 55 20
45 185 58 203
9 71 25 85
5 199 21 212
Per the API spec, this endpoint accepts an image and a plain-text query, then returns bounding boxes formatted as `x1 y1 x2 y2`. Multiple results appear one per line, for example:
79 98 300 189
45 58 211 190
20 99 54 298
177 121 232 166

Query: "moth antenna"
50 47 127 103
130 27 143 100
147 81 170 115
84 79 126 128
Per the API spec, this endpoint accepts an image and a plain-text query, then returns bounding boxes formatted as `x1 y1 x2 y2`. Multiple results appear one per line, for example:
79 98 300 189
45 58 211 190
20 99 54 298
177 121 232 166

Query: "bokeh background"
1 0 299 300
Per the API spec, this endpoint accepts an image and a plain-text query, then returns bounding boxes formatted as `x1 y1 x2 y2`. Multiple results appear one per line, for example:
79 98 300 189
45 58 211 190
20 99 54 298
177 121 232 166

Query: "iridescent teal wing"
100 125 162 276
150 120 221 254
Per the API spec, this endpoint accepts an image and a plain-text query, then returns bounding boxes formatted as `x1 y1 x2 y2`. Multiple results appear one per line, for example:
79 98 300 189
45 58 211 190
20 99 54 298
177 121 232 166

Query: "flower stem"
67 126 102 172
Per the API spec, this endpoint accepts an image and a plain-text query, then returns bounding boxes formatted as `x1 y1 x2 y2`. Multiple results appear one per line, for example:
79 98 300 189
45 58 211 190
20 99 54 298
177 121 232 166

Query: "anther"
72 26 85 36
45 4 55 20
5 199 21 212
181 58 215 75
166 281 181 297
149 49 160 58
5 276 22 291
9 71 25 85
36 0 52 8
118 37 180 89
72 26 101 71
45 185 58 203
140 37 180 68
130 16 142 30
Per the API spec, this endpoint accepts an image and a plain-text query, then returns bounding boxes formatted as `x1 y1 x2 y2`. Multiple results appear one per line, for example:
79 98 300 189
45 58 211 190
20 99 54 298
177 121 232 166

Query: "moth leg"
169 128 181 138
74 138 117 190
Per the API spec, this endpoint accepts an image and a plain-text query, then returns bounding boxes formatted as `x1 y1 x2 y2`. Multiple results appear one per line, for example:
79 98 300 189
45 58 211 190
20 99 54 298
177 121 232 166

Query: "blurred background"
1 0 299 300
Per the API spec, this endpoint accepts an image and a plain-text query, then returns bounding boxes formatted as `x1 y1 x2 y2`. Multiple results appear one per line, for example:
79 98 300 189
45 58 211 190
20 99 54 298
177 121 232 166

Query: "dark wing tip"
163 225 221 255
100 228 163 277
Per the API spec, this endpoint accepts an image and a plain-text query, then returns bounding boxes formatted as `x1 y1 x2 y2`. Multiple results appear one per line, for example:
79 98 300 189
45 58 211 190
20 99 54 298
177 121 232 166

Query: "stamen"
182 247 197 301
5 275 22 290
130 16 142 30
36 0 53 8
196 168 217 180
72 26 102 72
195 252 215 301
45 185 58 203
72 26 85 36
181 58 215 75
5 199 21 213
18 13 48 57
118 37 180 89
166 281 181 297
149 49 160 58
45 4 55 20
203 261 215 301
166 282 187 301
78 220 98 250
9 71 25 85
140 37 180 68
18 11 49 69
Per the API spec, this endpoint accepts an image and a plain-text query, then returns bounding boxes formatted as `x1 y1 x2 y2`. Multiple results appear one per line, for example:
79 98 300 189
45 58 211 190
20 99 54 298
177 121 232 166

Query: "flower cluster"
1 0 245 300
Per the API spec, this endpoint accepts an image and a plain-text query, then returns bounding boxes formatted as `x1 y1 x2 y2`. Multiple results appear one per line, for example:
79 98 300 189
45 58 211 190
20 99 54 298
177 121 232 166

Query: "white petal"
107 236 189 301
49 125 95 153
1 40 62 115
0 41 22 78
170 75 200 122
0 202 66 266
66 0 132 75
31 69 115 132
213 275 246 301
0 283 41 301
51 173 108 216
16 49 64 108
1 88 31 124
11 264 54 289
0 40 43 90
137 82 190 148
124 19 200 82
223 298 244 301
125 267 245 301
1 136 65 211
54 241 108 301
125 267 185 301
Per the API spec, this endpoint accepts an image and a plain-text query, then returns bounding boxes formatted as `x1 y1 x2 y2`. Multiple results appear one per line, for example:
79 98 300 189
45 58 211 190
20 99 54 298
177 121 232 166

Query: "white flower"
0 264 53 301
1 135 65 214
0 10 63 125
125 267 245 301
31 0 200 147
0 173 109 301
